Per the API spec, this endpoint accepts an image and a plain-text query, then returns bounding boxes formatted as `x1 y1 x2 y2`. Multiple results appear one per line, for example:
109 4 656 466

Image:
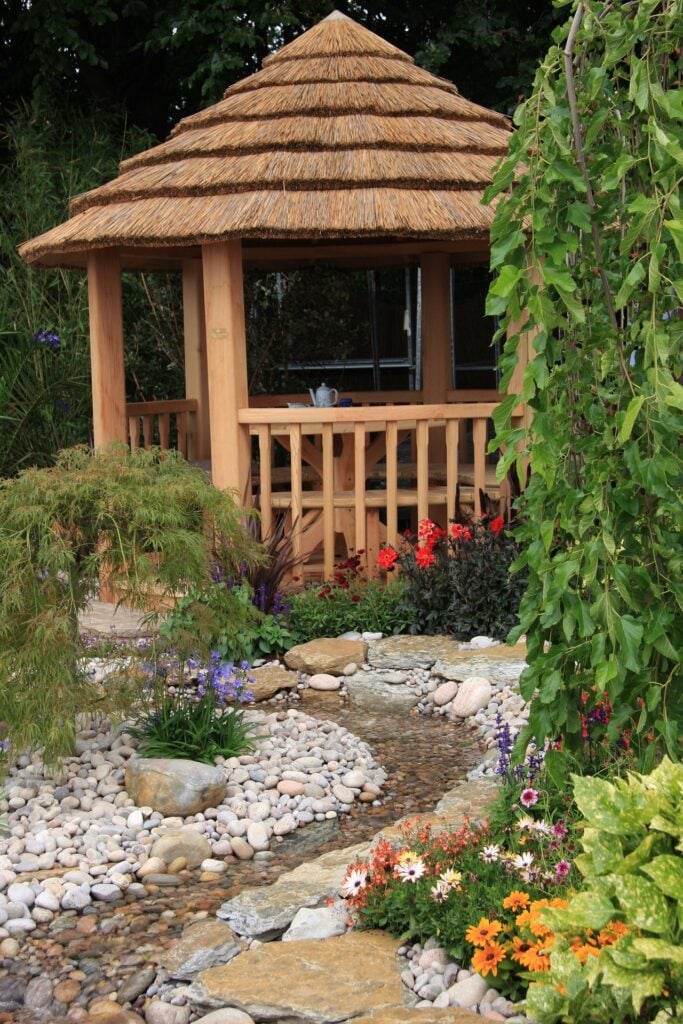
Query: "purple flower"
555 860 572 880
520 787 540 807
551 821 568 839
33 330 60 350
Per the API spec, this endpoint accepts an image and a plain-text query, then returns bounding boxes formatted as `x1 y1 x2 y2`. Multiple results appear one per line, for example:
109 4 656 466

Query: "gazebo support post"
87 251 127 447
182 258 211 461
201 240 252 499
420 251 452 522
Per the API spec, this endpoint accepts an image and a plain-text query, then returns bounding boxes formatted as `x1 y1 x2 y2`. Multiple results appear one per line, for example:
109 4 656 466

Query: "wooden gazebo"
20 11 530 580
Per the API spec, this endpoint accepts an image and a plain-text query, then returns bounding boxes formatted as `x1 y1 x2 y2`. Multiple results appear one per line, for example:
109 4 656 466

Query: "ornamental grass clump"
130 651 261 764
377 516 526 639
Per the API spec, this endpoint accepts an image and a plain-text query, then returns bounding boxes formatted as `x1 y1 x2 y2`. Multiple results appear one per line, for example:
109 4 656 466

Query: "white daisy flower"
515 816 536 832
395 858 426 883
480 844 501 862
341 868 368 899
513 852 535 871
431 880 450 903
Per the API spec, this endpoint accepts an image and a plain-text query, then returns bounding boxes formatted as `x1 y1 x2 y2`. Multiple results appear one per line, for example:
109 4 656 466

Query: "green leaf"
617 395 645 442
632 937 683 965
597 955 665 1014
642 855 683 899
609 875 670 933
613 614 644 672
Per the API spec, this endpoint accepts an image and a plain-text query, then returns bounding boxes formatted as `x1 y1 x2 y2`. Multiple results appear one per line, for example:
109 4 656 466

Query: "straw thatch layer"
121 117 509 173
70 150 498 215
20 189 495 263
223 55 459 96
21 10 511 267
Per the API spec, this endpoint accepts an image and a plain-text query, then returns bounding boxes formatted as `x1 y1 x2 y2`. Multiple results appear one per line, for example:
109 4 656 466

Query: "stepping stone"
190 931 412 1022
157 920 243 980
217 841 370 938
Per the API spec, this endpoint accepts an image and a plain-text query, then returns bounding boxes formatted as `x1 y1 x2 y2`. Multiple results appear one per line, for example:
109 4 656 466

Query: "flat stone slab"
353 1009 481 1024
285 639 368 675
367 636 455 670
343 671 422 711
79 600 157 638
217 841 371 938
156 920 243 980
249 665 298 702
191 931 410 1023
378 778 500 843
431 642 527 684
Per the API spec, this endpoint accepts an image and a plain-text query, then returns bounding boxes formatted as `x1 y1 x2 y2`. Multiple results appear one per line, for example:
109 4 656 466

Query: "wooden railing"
126 399 198 459
238 402 509 580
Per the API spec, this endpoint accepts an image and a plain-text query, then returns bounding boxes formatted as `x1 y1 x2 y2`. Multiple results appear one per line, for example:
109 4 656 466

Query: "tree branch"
564 3 619 331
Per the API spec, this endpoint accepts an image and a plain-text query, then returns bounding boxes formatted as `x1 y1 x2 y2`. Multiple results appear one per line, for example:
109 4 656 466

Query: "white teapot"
309 383 339 407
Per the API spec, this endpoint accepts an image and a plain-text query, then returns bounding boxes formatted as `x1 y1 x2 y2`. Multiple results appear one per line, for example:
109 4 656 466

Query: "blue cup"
338 398 353 407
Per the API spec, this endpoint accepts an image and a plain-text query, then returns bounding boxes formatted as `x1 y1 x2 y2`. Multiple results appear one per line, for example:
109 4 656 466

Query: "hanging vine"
486 0 683 764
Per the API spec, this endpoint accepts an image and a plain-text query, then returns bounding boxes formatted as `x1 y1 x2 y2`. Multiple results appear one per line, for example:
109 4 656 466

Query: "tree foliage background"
0 0 563 475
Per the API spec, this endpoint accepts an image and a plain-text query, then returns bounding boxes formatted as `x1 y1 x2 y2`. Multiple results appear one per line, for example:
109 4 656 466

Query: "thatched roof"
20 11 511 269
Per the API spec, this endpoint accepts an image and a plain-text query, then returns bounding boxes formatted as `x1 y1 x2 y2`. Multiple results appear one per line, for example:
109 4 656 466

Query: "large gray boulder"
125 758 226 816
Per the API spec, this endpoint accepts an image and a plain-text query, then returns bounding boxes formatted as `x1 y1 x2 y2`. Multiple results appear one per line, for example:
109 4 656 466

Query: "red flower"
377 547 398 570
451 523 473 542
415 546 435 569
417 518 436 538
489 515 505 534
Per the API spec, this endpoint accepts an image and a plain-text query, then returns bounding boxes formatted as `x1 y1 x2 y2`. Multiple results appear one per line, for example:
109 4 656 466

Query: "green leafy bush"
0 445 262 765
161 579 293 662
131 652 261 763
289 556 410 643
526 758 683 1024
486 0 682 762
378 517 526 639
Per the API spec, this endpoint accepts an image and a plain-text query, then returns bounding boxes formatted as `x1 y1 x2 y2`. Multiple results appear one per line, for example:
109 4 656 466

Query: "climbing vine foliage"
486 0 682 763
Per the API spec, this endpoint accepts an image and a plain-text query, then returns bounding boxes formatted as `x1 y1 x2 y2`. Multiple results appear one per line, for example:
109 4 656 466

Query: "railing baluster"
257 425 272 541
142 416 154 449
158 414 170 450
176 411 188 457
128 417 140 452
446 419 459 525
322 424 334 580
416 420 429 523
290 424 303 575
473 417 487 518
354 422 366 558
386 420 398 549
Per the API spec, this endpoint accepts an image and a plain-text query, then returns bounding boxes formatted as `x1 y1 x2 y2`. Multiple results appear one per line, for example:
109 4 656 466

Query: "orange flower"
598 920 629 946
510 935 535 965
515 939 553 972
471 941 506 977
571 940 601 965
503 890 530 912
466 918 504 947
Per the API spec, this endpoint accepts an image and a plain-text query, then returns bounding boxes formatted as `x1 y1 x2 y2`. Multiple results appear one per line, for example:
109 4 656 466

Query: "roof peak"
322 10 352 21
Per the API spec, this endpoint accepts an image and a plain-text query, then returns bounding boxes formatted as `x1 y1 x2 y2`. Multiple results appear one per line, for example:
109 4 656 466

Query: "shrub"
130 652 261 763
0 445 262 765
289 556 411 642
525 757 683 1024
378 517 526 639
161 578 293 663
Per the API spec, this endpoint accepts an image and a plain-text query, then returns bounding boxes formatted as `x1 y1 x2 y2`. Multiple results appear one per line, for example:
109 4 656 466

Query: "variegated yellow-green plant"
526 757 682 1023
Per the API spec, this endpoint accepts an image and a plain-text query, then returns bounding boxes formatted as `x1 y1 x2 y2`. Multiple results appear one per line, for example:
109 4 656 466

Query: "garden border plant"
485 0 682 764
0 444 263 766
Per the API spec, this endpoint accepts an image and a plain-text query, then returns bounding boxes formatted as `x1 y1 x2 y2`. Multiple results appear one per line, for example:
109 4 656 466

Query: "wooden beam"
201 240 251 497
87 250 127 447
182 259 211 460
